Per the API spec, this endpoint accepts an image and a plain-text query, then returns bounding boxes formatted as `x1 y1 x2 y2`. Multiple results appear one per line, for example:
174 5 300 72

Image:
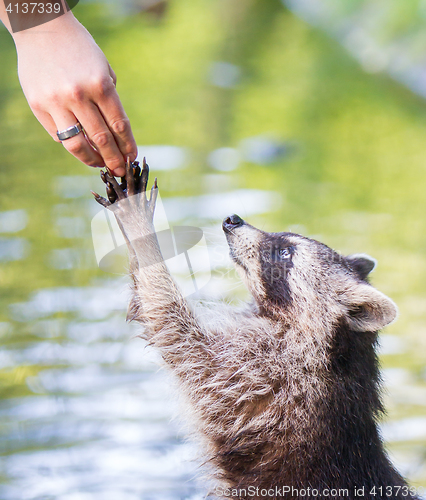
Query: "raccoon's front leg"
92 158 204 362
93 164 284 486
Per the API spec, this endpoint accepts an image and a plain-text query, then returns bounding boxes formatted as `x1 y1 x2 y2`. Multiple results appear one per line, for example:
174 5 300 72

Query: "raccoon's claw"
91 191 111 207
94 157 157 208
100 170 108 185
134 163 141 192
140 157 149 194
106 182 118 203
105 168 126 201
125 156 136 196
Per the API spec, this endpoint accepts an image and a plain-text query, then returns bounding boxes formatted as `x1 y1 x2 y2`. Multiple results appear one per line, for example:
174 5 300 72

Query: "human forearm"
0 0 70 35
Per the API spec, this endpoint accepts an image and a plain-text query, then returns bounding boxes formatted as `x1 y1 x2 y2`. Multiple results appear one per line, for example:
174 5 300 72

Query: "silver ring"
57 123 83 141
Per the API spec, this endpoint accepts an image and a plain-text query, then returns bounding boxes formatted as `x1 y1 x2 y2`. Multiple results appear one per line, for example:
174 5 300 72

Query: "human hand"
12 12 137 176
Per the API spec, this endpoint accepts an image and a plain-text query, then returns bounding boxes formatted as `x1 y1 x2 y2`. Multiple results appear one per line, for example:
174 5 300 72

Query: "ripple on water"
0 209 28 233
66 316 136 343
9 281 129 321
55 176 99 199
381 417 426 442
0 440 202 500
0 341 126 370
0 238 29 262
0 375 176 424
377 334 407 356
162 189 282 223
136 145 189 171
29 365 149 395
48 248 97 270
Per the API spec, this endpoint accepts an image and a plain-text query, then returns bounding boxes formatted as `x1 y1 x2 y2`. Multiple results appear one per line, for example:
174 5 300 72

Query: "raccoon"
92 160 418 500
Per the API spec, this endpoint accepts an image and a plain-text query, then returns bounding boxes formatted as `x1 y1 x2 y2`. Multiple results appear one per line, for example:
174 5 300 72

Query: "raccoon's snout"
223 214 244 233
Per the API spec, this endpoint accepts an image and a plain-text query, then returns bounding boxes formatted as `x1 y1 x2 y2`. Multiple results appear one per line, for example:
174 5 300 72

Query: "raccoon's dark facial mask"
222 215 296 306
258 236 296 306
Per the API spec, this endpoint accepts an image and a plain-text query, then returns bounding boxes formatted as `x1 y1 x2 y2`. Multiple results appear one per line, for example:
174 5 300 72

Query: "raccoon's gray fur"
93 161 418 500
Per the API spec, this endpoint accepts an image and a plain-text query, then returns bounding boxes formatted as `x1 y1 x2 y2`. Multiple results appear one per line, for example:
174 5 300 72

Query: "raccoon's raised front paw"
91 157 158 223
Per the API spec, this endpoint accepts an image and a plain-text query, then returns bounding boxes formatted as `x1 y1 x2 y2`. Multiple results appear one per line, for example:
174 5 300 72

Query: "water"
1 0 426 497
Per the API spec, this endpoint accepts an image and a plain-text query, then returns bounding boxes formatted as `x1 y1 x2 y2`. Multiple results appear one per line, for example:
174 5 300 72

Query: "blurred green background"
0 0 425 497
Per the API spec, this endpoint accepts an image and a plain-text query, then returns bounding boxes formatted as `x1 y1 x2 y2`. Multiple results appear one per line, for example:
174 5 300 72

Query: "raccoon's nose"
223 214 244 232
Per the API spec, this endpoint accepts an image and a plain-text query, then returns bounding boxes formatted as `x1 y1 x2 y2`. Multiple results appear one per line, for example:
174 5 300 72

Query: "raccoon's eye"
279 247 293 260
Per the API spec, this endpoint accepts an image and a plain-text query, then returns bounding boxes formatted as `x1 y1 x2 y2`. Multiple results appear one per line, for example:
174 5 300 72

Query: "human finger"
75 101 127 176
96 88 138 166
53 111 105 167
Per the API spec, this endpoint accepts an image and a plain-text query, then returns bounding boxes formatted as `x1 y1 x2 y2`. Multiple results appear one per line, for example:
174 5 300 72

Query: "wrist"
12 10 82 47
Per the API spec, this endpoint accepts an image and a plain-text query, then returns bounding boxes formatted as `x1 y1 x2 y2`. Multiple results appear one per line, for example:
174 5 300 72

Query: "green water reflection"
0 0 425 496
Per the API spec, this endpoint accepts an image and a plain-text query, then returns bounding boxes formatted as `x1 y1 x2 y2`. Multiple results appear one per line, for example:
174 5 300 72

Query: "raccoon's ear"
346 254 377 280
342 283 398 332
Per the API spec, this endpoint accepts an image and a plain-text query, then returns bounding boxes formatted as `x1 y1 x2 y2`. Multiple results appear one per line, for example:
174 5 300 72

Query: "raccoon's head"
223 214 397 333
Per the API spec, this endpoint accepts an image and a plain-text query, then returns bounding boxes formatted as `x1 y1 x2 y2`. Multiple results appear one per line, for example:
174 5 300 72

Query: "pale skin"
0 5 137 176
